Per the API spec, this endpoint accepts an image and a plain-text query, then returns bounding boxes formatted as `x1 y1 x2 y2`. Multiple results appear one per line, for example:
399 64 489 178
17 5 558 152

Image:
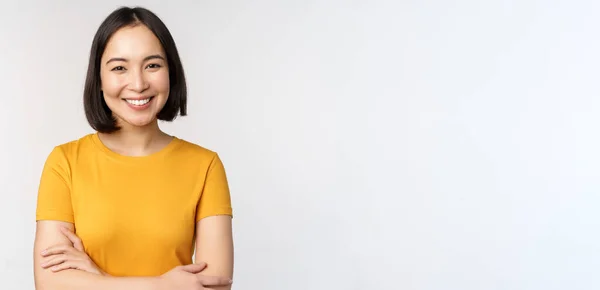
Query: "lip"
123 96 154 111
123 96 153 100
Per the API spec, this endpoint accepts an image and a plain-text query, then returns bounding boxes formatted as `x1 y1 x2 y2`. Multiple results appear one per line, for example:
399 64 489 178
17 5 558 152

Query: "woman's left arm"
194 215 234 290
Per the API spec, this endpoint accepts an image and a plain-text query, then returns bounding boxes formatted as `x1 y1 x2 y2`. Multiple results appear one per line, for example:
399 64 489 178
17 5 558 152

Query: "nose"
128 69 149 92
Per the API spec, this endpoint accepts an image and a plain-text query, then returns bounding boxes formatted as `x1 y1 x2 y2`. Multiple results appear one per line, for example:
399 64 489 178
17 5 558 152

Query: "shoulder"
38 134 96 178
172 137 226 168
174 137 219 158
45 133 97 163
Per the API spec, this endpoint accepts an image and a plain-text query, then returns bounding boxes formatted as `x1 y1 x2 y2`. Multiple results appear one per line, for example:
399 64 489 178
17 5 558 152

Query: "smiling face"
100 24 170 129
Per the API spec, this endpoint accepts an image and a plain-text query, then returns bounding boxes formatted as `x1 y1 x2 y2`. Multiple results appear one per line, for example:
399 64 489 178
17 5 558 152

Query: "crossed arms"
33 216 234 290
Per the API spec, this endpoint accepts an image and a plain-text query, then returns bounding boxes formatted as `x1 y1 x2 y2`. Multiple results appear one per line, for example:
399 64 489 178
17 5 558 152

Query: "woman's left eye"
147 64 161 69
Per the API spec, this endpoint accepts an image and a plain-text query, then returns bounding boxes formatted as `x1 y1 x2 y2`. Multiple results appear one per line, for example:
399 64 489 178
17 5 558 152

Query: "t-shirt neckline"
91 132 181 162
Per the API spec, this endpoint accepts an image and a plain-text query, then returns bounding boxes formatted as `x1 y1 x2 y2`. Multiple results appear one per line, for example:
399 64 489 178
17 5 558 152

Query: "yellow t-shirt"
35 133 233 277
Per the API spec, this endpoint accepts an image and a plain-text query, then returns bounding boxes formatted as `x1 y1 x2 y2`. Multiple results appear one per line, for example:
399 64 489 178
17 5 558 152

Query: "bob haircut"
83 6 187 133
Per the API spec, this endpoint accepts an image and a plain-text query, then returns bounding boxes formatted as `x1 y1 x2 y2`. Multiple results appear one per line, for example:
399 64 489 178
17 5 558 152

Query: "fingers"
40 255 102 275
179 263 207 273
41 255 67 269
41 245 72 257
49 261 77 272
197 275 233 287
60 227 85 252
195 262 207 269
40 255 76 272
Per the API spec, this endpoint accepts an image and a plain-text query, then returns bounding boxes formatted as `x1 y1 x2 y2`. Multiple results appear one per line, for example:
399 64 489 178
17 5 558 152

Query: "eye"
146 63 162 69
111 66 126 71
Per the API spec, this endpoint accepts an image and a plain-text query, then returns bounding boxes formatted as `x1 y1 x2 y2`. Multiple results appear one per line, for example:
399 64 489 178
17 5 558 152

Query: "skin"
33 24 234 290
98 22 174 155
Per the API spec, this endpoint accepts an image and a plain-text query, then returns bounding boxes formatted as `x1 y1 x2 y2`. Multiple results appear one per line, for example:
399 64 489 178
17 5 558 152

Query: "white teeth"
126 98 151 106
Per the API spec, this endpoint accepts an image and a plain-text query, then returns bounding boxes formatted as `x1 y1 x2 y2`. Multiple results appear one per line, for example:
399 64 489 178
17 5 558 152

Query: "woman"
33 6 234 290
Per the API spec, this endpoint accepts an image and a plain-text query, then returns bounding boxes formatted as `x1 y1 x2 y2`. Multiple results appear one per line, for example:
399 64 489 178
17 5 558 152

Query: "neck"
98 120 172 156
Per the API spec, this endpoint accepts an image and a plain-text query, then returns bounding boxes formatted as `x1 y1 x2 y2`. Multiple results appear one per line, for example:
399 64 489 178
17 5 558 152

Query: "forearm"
194 215 234 290
34 269 160 290
202 284 232 290
192 263 232 290
194 253 233 290
194 257 233 290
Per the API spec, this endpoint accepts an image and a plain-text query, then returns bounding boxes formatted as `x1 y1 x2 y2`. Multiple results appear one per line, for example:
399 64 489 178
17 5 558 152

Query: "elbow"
34 264 60 290
34 279 54 290
34 274 59 290
33 268 85 290
35 284 52 290
34 269 50 290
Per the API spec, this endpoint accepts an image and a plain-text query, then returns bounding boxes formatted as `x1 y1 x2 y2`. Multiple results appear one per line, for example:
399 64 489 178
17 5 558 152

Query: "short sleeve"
196 153 233 222
35 146 74 223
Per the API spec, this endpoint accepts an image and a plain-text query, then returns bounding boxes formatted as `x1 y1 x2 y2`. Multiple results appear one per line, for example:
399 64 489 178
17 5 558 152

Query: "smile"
124 97 153 106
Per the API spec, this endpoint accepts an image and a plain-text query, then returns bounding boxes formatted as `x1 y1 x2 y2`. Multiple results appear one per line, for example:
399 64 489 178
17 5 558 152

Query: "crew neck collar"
91 132 181 162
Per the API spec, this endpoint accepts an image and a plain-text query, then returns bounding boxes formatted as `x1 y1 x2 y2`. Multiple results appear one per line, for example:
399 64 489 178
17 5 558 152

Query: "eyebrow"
105 54 165 64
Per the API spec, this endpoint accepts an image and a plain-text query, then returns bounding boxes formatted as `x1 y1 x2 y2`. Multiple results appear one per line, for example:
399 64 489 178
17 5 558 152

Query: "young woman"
33 6 234 290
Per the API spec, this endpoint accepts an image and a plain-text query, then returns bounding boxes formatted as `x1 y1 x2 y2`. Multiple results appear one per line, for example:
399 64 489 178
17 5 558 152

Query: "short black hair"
83 6 187 133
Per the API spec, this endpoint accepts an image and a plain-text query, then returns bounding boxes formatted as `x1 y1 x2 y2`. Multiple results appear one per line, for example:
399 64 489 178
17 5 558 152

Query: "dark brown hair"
83 6 187 133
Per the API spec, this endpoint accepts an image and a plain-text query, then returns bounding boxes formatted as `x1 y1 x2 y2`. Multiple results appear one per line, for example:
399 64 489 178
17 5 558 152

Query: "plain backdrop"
1 0 599 289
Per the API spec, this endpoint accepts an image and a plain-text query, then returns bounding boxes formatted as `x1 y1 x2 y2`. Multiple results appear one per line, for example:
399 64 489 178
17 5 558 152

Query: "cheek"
150 71 170 94
100 74 127 99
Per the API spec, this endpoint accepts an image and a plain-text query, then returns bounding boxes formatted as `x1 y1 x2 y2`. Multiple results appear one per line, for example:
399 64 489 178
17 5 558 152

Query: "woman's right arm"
34 221 231 290
34 220 161 290
34 147 160 289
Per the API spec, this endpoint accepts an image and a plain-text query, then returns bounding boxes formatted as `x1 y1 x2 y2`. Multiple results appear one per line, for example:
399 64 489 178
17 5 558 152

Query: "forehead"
102 24 165 60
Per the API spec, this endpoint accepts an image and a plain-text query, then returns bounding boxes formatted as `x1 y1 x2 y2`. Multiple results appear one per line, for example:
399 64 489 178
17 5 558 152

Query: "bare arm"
194 215 234 290
33 221 160 290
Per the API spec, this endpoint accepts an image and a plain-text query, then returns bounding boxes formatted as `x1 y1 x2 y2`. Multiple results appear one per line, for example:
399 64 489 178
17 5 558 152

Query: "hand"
158 263 233 290
40 226 106 276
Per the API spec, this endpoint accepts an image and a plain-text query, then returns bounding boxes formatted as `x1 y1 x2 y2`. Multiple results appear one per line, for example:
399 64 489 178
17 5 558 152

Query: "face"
100 24 170 128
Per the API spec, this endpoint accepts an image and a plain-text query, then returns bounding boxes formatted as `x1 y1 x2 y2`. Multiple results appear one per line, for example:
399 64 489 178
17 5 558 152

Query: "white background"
1 0 599 289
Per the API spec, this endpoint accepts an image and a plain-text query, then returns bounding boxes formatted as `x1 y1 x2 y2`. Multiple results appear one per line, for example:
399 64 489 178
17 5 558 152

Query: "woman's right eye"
111 66 125 71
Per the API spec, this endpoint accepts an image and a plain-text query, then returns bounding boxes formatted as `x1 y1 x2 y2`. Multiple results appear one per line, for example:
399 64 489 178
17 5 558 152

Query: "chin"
115 114 158 128
127 118 157 127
